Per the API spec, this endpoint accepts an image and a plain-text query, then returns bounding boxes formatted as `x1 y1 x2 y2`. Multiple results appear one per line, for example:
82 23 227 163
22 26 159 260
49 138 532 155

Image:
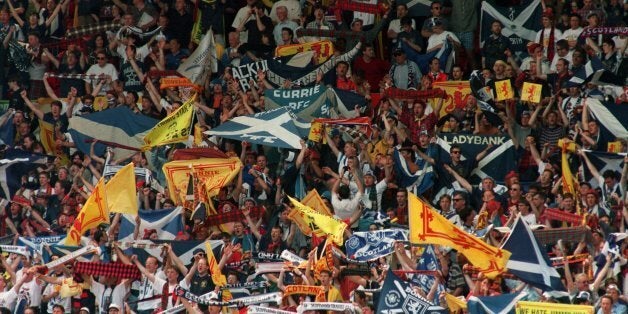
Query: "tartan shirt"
400 110 438 142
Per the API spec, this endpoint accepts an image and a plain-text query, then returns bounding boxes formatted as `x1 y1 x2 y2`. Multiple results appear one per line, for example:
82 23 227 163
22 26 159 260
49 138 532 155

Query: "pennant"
66 179 108 246
376 270 440 314
0 150 48 199
501 216 565 292
515 301 593 314
143 95 195 150
480 0 543 55
494 80 514 101
105 163 138 215
205 108 310 150
68 106 158 161
117 207 184 242
467 291 527 314
408 194 510 278
344 230 408 261
206 241 227 286
521 82 542 103
275 41 334 64
432 81 472 117
162 157 241 205
178 29 218 85
288 196 347 245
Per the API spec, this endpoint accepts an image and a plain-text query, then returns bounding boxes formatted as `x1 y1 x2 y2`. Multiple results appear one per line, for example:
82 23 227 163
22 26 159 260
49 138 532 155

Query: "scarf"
74 261 142 280
205 206 265 226
540 27 556 62
384 87 446 99
335 0 384 14
542 208 585 225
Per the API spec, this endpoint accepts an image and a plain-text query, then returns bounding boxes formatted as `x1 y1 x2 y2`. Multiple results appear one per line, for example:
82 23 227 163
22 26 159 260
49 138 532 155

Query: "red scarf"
540 27 556 62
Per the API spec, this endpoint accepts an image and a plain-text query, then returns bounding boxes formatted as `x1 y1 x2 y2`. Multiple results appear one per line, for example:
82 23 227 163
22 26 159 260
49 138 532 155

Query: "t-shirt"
120 60 145 93
90 281 129 314
0 288 18 311
43 279 71 313
152 277 177 310
190 273 215 296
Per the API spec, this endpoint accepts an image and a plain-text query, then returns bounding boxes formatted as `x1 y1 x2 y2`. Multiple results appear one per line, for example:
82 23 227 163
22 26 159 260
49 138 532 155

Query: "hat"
363 170 375 177
606 284 621 293
108 304 121 310
562 80 580 89
526 42 541 55
243 197 257 206
320 191 332 201
542 8 553 18
79 308 90 313
504 170 519 182
521 110 531 117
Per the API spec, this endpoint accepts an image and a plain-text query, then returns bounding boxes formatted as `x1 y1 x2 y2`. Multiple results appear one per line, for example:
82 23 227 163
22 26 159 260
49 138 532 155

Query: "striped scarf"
46 72 108 81
74 261 142 280
542 208 584 225
204 206 265 226
335 0 383 14
384 87 446 100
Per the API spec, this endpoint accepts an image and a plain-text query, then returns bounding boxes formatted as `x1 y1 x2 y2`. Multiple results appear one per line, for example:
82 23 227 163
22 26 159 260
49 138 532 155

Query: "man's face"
397 5 408 18
277 7 288 21
556 59 567 73
452 67 463 80
146 257 158 272
364 47 375 58
270 228 281 242
509 184 521 197
570 16 580 29
532 194 544 207
430 4 441 16
430 59 440 72
482 178 494 191
491 22 502 34
396 192 407 206
450 147 461 161
336 63 348 76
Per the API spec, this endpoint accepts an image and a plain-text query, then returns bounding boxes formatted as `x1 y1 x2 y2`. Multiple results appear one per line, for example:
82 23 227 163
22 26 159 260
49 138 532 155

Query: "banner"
106 163 138 215
66 179 109 246
275 41 334 64
283 285 323 296
264 85 331 121
345 230 408 261
233 60 269 91
432 81 472 117
248 306 295 314
162 157 242 204
205 240 227 287
579 27 628 39
516 301 593 314
409 194 510 278
480 0 542 56
143 95 195 149
288 196 347 245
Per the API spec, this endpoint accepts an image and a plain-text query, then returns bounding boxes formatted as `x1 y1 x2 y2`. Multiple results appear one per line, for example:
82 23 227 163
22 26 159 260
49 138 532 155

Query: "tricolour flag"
66 179 109 245
68 106 158 162
143 95 195 150
480 0 543 55
118 207 184 242
501 216 565 292
288 196 347 245
521 82 542 103
205 108 310 150
0 150 47 199
467 291 527 314
494 80 514 101
105 163 138 215
162 157 242 205
408 194 510 279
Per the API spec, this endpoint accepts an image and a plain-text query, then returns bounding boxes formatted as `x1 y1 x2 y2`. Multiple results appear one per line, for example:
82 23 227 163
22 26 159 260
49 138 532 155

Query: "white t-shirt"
0 288 18 311
43 280 71 314
560 28 583 46
427 31 460 51
18 278 44 308
85 63 119 95
152 277 177 309
535 28 563 59
90 281 129 314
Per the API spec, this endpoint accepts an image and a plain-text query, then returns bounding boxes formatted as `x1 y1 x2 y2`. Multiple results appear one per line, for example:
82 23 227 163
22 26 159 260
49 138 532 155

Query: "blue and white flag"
583 98 628 141
480 0 542 56
467 291 527 314
129 239 222 264
397 0 432 17
501 216 565 292
345 230 408 262
0 110 14 146
392 147 435 195
118 207 184 242
413 245 445 305
568 58 605 86
18 235 66 259
469 70 494 102
598 233 627 276
0 149 48 199
402 39 451 75
436 134 517 184
68 106 158 161
206 108 310 149
582 150 625 191
377 270 446 314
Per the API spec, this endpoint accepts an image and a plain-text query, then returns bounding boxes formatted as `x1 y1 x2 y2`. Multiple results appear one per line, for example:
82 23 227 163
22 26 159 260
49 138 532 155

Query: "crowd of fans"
0 0 625 313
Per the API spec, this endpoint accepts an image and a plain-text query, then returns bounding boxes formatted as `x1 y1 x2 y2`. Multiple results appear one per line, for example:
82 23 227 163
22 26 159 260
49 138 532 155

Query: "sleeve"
152 277 167 295
375 179 387 194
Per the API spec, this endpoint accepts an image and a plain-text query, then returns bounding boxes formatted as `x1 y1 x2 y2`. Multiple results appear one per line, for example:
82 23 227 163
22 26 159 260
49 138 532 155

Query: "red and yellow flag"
408 193 510 278
288 196 347 245
432 81 472 117
495 80 514 101
204 241 226 286
521 82 542 103
66 179 109 245
301 189 332 216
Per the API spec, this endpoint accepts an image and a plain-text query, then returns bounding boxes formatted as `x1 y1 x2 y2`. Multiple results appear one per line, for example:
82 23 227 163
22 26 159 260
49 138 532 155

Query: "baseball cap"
109 304 121 310
79 308 90 313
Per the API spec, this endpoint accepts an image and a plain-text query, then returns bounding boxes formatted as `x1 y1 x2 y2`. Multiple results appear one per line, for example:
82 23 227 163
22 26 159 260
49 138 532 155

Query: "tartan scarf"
73 261 142 280
204 206 265 226
540 27 556 62
66 21 120 38
46 72 107 81
296 28 365 42
384 87 446 100
335 0 383 14
542 208 584 225
533 226 593 249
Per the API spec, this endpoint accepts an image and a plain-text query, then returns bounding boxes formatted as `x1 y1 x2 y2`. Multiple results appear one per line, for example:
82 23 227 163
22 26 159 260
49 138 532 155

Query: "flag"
41 242 94 264
264 85 332 121
117 207 184 242
432 81 473 117
162 157 242 205
288 196 347 245
205 108 310 150
582 151 625 189
521 82 542 103
105 163 138 215
0 109 14 147
599 233 627 276
469 70 494 102
515 301 593 314
376 270 444 314
68 106 158 161
143 95 195 149
501 216 565 292
392 147 434 194
467 291 527 314
584 98 628 140
408 194 510 278
344 230 408 261
568 58 604 85
205 241 227 286
414 245 445 305
172 147 229 160
275 41 334 64
397 0 433 17
0 149 48 199
39 119 56 154
445 294 467 312
480 0 543 55
494 80 514 101
66 179 109 245
301 189 332 216
129 239 221 265
477 100 503 126
559 140 578 197
436 134 517 184
402 38 451 75
179 29 218 85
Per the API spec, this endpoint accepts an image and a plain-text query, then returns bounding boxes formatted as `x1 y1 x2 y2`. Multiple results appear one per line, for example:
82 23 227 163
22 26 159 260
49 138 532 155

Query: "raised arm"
443 164 472 192
21 90 45 120
7 0 25 27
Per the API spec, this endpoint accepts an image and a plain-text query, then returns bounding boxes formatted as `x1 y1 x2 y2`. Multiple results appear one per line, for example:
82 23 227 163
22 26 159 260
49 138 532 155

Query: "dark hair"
338 185 350 200
602 170 617 180
51 100 63 109
556 39 568 50
400 16 412 26
449 144 461 152
602 38 615 48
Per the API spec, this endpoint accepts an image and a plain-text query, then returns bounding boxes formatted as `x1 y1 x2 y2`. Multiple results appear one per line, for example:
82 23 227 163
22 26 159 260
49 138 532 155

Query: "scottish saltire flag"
393 147 435 195
582 150 625 190
130 239 222 264
377 270 446 314
118 207 184 242
469 70 494 102
584 98 628 140
436 134 517 184
467 291 527 314
206 108 310 149
0 149 48 199
264 85 332 121
478 100 502 126
331 88 369 117
68 106 158 161
501 216 565 292
345 230 408 261
401 39 451 75
0 109 14 146
568 58 604 85
397 0 432 17
598 233 627 276
413 245 445 305
18 235 66 260
480 0 542 56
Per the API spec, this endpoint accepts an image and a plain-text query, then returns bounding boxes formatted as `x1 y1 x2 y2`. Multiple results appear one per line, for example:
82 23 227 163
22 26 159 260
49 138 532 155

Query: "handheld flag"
288 196 347 245
143 95 195 150
467 291 527 314
66 179 109 245
494 80 514 101
205 241 227 286
521 82 542 103
408 194 510 278
105 163 138 215
558 139 579 197
376 270 440 314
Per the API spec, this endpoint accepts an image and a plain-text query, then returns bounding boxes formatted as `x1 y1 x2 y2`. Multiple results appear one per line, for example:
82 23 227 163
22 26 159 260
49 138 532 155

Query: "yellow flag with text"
142 95 195 150
66 179 109 245
516 301 593 314
301 189 332 216
106 163 138 215
408 193 510 278
288 196 347 245
495 79 514 101
521 82 542 103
